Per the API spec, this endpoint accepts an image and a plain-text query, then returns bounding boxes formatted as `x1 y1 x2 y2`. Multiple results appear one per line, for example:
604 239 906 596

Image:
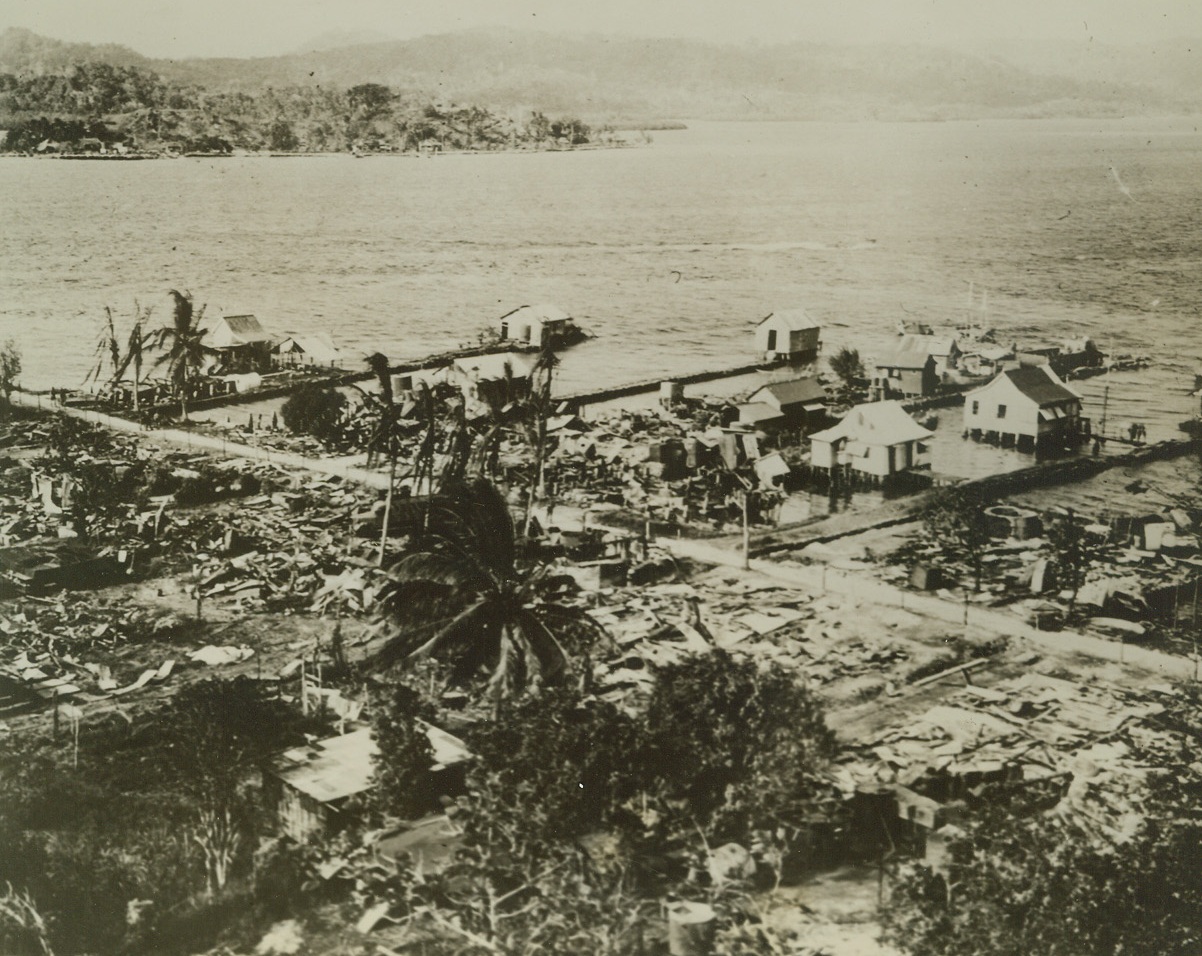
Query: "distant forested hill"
0 26 1196 154
0 29 602 154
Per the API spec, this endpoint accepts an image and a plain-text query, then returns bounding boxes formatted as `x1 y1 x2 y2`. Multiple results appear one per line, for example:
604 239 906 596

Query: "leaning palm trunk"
378 450 397 567
132 348 141 413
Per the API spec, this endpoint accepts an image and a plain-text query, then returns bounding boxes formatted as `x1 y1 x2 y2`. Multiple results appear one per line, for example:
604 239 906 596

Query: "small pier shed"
755 310 821 363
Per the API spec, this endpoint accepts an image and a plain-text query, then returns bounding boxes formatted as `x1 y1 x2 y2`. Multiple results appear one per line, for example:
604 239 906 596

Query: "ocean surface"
2 117 1200 512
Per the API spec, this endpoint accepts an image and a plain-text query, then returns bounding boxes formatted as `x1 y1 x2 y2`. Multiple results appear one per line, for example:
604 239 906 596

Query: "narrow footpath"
13 391 391 490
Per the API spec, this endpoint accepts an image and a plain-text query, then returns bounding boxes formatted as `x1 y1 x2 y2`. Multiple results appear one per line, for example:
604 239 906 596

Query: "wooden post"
741 492 750 571
667 902 715 956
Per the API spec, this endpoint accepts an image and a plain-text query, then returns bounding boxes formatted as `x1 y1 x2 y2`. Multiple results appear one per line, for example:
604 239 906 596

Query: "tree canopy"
372 478 608 701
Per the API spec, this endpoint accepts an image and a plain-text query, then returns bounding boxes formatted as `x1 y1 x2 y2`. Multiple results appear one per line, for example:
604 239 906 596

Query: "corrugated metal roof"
749 377 827 407
277 333 341 362
269 724 470 805
1003 366 1081 407
206 314 272 348
502 304 571 325
737 402 786 424
809 400 933 446
270 728 378 804
453 351 540 382
874 348 932 370
899 334 958 357
759 309 819 331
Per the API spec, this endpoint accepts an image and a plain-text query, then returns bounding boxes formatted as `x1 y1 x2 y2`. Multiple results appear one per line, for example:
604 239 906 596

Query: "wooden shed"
755 310 821 363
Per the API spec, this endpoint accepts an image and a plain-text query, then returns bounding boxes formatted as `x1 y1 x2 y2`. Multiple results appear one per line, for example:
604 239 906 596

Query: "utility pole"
741 490 750 571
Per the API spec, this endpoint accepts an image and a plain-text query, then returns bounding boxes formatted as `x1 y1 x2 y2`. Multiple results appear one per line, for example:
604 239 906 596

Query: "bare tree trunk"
378 453 397 567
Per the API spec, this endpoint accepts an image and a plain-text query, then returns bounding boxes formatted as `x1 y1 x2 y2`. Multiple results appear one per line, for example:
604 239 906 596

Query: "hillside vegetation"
0 55 599 154
3 25 1199 129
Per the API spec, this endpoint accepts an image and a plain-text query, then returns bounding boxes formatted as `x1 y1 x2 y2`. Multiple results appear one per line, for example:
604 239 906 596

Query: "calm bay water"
2 117 1200 507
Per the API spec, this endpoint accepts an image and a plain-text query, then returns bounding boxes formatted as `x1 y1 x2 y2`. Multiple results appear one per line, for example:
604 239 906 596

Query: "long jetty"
558 359 787 408
37 341 532 418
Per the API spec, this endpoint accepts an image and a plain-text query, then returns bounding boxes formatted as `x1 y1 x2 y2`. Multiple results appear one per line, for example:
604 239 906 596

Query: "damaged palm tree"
89 303 154 412
149 290 214 420
521 345 559 540
362 352 400 566
373 478 609 706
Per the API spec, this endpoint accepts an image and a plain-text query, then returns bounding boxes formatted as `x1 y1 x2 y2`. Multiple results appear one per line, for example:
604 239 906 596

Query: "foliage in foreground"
828 345 865 394
0 679 331 955
363 651 836 953
883 693 1202 956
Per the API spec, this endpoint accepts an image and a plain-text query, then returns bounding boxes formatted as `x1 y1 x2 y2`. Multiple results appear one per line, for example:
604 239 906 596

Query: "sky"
4 0 1202 59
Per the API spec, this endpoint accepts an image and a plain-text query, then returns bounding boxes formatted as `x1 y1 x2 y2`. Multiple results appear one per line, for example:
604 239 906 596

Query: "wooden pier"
558 358 788 410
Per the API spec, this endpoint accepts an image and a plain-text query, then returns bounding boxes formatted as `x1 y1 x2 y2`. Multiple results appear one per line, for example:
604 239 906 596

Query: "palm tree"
150 290 214 420
373 478 609 704
87 306 123 392
363 352 399 566
123 310 152 414
88 303 153 412
521 346 558 539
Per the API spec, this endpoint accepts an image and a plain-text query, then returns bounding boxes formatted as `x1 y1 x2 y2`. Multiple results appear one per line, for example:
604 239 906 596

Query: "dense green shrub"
280 385 346 445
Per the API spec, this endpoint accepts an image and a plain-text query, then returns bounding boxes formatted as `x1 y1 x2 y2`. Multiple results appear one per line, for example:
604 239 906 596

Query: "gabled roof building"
963 365 1088 451
809 401 933 480
740 377 828 432
755 310 821 363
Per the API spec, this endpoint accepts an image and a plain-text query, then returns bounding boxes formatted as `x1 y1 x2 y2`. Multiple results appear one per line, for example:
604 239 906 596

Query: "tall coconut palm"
88 303 153 411
87 306 123 391
521 345 558 539
150 290 215 420
364 351 401 567
373 478 610 704
122 310 152 413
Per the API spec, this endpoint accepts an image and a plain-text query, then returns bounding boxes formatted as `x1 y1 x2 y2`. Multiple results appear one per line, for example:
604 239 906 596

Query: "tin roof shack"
898 334 961 376
963 366 1087 452
275 333 342 368
871 349 938 400
205 314 276 374
265 724 470 842
755 310 821 364
498 304 574 349
743 378 828 433
451 351 539 416
809 401 932 482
